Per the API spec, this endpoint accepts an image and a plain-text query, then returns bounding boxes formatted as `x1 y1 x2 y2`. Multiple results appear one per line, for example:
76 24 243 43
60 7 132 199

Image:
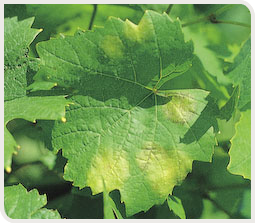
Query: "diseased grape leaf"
228 109 251 179
4 17 70 172
4 184 61 219
32 11 216 216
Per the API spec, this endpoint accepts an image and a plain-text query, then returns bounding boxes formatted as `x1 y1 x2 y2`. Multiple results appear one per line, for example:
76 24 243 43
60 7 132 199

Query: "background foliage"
4 4 251 219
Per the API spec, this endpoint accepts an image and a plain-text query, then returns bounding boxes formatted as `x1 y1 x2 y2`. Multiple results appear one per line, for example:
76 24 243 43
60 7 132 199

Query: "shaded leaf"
4 184 61 219
226 38 251 110
4 96 70 171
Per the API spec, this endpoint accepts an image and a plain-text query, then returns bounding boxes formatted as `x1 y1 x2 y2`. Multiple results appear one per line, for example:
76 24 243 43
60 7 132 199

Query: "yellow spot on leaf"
124 17 154 43
86 148 130 194
136 142 192 197
100 35 124 59
162 94 196 124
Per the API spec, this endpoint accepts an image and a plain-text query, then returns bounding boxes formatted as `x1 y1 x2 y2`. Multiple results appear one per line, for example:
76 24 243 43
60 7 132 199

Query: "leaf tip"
61 117 67 123
6 167 12 173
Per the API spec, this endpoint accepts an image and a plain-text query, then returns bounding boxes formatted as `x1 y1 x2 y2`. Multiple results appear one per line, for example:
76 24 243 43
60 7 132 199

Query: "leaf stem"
182 14 250 28
212 19 251 28
181 16 208 27
88 4 97 30
165 4 174 15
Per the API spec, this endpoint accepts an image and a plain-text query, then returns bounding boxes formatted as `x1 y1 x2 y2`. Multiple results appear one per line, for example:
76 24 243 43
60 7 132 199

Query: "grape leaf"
219 86 239 121
4 17 70 172
103 185 123 219
174 147 250 219
228 109 251 179
4 17 41 101
167 195 186 219
180 5 250 86
33 11 215 215
4 184 61 219
226 38 251 110
4 96 70 171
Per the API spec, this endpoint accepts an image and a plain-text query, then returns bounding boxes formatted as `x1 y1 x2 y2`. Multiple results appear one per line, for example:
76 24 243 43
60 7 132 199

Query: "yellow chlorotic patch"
86 147 130 194
100 35 124 59
162 94 196 124
136 142 192 197
124 17 154 43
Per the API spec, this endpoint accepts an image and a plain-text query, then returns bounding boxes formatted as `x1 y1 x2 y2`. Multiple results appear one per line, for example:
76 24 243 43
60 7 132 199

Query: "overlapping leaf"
226 37 251 110
225 38 251 179
228 110 251 179
167 195 186 219
32 11 216 215
4 17 41 101
4 184 61 219
4 17 70 172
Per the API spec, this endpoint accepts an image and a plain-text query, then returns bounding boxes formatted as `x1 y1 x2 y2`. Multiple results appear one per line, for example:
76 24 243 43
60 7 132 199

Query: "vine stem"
181 4 250 28
165 4 173 15
182 14 251 28
88 4 97 30
212 19 251 28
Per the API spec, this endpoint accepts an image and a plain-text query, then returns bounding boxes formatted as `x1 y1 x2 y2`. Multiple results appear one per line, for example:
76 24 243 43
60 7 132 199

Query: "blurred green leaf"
167 195 186 219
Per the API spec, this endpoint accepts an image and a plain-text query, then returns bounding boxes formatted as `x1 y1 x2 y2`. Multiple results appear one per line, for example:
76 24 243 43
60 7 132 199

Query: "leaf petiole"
88 4 98 30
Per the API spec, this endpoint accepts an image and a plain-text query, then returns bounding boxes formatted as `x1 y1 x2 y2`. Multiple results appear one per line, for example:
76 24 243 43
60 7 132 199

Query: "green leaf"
228 109 251 179
4 17 71 172
226 38 251 110
174 147 250 219
219 86 239 120
103 187 123 219
33 10 194 91
180 5 251 86
4 17 40 66
33 11 215 216
161 56 230 103
4 96 69 123
4 17 41 101
4 184 61 219
167 195 186 219
4 96 70 171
